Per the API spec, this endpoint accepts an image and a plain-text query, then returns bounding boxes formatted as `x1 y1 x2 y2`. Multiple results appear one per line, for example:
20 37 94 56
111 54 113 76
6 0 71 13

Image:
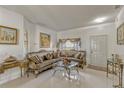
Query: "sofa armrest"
28 61 38 69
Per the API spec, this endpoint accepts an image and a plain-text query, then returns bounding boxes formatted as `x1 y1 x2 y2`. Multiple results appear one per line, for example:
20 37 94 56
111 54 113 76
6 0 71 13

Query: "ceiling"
1 5 120 31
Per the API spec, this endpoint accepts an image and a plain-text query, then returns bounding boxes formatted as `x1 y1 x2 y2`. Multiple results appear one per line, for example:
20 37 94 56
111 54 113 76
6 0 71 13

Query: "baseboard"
87 64 107 72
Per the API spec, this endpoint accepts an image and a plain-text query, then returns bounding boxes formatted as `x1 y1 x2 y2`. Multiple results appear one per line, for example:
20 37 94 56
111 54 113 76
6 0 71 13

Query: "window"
65 40 74 50
59 38 81 50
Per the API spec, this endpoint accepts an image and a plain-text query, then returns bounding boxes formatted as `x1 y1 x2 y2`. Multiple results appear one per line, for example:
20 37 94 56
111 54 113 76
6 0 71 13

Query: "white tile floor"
0 68 115 88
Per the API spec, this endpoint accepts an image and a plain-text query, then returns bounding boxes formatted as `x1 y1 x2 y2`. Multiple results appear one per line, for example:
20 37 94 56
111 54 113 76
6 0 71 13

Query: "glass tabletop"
55 61 78 69
52 60 79 80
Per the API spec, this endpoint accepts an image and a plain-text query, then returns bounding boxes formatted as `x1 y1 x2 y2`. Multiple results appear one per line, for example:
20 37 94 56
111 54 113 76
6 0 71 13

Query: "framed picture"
0 25 18 44
117 23 124 45
40 33 50 48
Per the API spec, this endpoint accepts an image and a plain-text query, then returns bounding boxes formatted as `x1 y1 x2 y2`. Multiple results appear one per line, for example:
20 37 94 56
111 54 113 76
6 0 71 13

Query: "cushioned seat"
68 57 81 62
37 60 53 68
52 58 61 63
27 50 86 77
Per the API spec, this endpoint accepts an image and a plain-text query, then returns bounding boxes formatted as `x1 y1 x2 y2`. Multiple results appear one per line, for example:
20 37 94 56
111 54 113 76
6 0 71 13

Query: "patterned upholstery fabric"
68 57 81 62
74 53 81 59
27 50 86 77
80 53 85 59
46 53 51 60
60 51 66 57
53 52 58 58
50 53 53 58
28 55 41 64
36 60 53 68
38 56 44 62
50 53 54 59
43 55 48 61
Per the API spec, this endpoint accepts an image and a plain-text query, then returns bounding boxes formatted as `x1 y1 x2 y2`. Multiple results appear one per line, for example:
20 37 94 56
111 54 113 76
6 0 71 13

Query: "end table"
19 60 28 77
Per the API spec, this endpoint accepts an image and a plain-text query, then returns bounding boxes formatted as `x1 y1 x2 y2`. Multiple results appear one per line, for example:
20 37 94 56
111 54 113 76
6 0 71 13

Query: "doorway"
90 35 107 67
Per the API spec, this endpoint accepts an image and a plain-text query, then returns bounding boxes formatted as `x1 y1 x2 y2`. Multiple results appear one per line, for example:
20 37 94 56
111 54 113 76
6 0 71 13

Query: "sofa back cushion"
60 51 66 57
27 51 51 58
52 52 58 58
66 51 76 57
38 56 44 62
60 50 77 57
42 55 48 61
50 53 54 59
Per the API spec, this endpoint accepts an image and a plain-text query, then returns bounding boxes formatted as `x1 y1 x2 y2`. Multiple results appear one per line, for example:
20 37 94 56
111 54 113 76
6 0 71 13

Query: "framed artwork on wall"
40 32 50 48
117 23 124 45
0 25 18 44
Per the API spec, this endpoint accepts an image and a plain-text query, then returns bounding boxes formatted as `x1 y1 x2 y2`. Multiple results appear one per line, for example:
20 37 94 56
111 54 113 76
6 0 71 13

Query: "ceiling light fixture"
94 17 107 23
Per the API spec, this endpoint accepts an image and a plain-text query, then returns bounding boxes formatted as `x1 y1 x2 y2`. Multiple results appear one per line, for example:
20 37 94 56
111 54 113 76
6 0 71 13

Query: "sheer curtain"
59 38 81 50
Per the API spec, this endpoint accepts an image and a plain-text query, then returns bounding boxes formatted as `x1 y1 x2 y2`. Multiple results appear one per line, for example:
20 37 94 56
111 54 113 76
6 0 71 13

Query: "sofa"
26 50 86 77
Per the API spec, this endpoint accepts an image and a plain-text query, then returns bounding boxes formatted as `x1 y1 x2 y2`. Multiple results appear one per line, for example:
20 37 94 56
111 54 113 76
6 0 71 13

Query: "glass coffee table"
52 61 79 80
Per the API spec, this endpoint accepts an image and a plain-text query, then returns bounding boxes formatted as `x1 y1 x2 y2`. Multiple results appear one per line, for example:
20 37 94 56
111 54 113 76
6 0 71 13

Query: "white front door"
90 35 107 67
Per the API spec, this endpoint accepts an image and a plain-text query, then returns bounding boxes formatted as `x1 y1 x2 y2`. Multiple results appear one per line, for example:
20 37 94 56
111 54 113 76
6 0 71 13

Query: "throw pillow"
78 53 81 59
53 52 58 58
46 53 51 60
74 53 78 58
41 56 45 61
80 54 84 60
28 55 40 64
57 51 61 57
50 53 54 59
43 55 48 61
74 53 81 59
38 56 44 62
60 51 66 57
67 52 74 57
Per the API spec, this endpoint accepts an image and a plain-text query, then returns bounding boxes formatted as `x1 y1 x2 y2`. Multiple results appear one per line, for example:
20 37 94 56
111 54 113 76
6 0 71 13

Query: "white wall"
24 19 57 53
0 7 57 62
116 7 124 28
0 7 25 62
0 7 25 85
114 6 124 60
57 23 117 65
24 19 36 53
57 6 124 66
57 27 87 50
1 5 123 85
34 25 57 51
0 7 57 85
0 7 58 59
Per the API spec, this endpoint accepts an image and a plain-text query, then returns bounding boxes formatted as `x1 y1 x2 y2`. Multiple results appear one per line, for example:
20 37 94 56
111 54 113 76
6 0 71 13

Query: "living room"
0 3 124 89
